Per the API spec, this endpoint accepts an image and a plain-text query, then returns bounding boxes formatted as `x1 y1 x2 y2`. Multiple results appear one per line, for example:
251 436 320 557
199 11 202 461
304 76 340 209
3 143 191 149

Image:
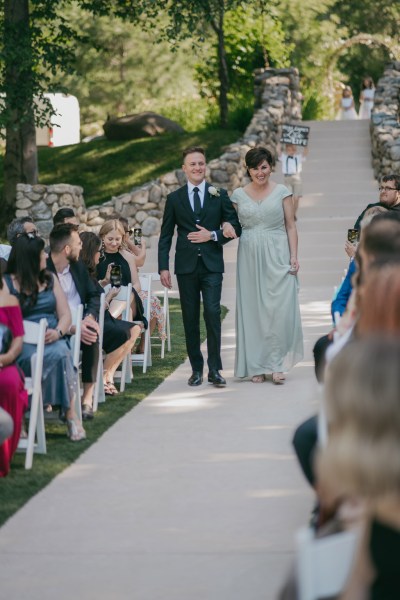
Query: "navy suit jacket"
158 182 241 275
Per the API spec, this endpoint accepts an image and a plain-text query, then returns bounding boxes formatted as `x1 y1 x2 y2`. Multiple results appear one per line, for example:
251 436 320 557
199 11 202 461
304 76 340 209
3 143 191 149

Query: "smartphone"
133 227 142 246
110 264 122 287
347 228 359 244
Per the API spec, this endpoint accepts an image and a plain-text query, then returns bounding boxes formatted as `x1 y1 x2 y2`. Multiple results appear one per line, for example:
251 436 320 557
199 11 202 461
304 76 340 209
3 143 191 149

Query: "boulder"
103 112 185 141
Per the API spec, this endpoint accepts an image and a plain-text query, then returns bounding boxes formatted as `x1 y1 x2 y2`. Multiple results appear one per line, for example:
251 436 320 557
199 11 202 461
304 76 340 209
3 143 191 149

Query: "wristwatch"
57 328 63 338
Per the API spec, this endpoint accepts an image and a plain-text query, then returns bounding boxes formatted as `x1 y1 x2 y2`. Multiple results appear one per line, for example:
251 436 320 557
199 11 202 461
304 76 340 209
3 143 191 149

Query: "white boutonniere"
208 185 220 197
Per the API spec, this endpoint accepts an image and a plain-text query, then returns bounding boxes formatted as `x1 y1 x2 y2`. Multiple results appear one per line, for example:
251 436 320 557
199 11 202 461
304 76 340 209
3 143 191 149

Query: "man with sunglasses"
354 174 400 229
0 217 39 272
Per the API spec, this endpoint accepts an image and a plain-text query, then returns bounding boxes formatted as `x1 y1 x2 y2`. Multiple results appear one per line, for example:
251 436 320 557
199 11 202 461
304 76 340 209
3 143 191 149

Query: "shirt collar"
188 180 206 195
59 265 71 277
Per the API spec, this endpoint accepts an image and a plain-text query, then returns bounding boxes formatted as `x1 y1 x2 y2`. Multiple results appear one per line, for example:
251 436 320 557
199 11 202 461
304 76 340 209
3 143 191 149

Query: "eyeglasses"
379 186 397 192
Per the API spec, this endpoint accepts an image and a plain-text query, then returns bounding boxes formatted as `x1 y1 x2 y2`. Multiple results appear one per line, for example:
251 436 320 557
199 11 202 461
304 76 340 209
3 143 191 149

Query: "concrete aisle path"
0 120 377 600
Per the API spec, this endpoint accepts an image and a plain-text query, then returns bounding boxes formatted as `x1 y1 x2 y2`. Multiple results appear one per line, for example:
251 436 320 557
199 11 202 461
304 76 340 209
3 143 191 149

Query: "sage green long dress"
232 184 303 378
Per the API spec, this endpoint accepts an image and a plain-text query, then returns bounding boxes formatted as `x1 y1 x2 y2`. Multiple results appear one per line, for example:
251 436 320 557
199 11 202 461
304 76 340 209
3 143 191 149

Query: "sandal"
251 375 265 383
272 372 285 385
66 418 86 442
104 381 119 396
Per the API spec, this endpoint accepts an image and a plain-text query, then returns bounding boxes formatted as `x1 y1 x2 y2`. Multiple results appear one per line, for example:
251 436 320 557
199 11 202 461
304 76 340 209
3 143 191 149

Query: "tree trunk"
2 0 38 231
215 4 229 129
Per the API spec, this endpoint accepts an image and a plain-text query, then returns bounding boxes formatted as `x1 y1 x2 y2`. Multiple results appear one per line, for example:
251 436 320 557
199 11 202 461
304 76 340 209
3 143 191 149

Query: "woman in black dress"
96 219 142 319
80 232 141 398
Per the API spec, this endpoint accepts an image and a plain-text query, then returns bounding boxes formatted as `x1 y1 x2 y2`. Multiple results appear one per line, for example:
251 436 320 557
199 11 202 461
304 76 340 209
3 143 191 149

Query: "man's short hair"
381 174 400 191
362 213 400 260
182 146 206 162
7 217 34 245
53 207 76 226
49 223 79 253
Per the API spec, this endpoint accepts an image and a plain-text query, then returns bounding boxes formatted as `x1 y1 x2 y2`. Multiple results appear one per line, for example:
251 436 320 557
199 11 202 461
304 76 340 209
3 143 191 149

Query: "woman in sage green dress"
231 147 303 384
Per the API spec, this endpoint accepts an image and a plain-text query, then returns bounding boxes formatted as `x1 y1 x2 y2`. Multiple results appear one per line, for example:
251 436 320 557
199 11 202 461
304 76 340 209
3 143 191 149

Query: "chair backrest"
21 318 48 468
69 304 83 369
93 292 106 411
296 526 359 600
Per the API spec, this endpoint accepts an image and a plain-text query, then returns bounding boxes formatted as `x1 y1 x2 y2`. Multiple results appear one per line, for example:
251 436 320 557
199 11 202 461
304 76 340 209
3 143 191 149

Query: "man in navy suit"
158 147 241 386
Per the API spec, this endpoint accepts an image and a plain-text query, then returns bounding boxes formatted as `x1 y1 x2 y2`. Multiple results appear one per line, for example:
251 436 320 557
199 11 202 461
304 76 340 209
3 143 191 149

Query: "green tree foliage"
330 0 399 104
0 0 144 228
137 0 250 128
58 6 200 132
194 3 292 129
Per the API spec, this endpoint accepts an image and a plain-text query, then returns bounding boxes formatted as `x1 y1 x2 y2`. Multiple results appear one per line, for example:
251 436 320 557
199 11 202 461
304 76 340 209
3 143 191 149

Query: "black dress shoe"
208 370 226 386
188 371 203 386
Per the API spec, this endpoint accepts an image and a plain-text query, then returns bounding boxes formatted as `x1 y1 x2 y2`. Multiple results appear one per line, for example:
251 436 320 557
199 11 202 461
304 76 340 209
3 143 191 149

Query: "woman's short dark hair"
80 231 101 279
6 234 51 309
53 207 76 226
245 147 274 177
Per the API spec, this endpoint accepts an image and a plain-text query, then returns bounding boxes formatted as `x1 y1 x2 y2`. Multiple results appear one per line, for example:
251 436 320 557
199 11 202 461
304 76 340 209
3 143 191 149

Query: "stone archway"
324 33 400 117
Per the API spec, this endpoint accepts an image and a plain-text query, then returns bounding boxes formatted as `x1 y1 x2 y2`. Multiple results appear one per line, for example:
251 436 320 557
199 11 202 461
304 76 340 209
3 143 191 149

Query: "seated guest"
354 173 400 229
317 338 400 599
117 216 166 352
0 275 29 476
4 235 85 441
47 224 100 420
80 232 142 397
117 215 146 267
293 213 400 493
96 220 145 322
53 207 79 226
2 217 38 263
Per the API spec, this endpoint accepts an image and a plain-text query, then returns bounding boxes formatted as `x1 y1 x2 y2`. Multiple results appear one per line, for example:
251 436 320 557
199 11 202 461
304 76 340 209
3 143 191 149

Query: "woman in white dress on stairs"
359 76 375 120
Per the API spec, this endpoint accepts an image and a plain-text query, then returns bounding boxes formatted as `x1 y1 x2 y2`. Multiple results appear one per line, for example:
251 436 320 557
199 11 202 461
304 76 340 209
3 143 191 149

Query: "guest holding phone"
80 232 141 397
96 220 142 320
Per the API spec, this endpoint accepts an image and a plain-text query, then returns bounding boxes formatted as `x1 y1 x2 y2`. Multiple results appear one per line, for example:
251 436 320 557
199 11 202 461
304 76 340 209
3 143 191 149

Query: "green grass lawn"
0 128 240 208
0 299 228 527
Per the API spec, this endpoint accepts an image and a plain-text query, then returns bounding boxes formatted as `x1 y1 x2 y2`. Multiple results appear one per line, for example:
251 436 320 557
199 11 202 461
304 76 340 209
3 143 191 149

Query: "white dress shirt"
187 180 206 211
57 264 81 308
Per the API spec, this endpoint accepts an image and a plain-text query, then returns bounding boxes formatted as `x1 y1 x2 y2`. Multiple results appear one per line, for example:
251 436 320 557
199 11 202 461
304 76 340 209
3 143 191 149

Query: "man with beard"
47 223 100 420
354 174 400 229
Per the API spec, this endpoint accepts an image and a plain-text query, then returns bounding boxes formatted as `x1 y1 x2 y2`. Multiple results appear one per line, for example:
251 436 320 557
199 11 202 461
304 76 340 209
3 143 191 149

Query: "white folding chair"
110 284 134 391
93 292 106 411
296 526 359 600
69 304 83 421
131 273 152 373
18 318 48 469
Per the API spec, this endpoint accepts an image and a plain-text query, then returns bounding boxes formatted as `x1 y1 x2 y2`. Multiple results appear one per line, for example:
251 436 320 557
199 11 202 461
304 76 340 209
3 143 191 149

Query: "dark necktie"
193 187 201 221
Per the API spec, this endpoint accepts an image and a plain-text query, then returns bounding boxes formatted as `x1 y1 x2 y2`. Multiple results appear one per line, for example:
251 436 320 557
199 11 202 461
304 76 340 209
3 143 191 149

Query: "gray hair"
7 217 34 245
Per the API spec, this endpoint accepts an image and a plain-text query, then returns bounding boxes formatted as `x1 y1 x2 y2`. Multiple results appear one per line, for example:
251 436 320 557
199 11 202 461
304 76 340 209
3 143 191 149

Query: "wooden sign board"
281 124 310 147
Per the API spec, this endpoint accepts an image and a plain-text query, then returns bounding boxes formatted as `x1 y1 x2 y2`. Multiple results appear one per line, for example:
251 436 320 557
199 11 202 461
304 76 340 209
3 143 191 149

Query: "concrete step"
296 216 355 233
299 269 348 287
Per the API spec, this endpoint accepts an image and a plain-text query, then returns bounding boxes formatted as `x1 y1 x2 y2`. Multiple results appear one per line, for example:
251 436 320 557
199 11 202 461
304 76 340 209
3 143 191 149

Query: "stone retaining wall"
370 61 400 179
15 67 302 242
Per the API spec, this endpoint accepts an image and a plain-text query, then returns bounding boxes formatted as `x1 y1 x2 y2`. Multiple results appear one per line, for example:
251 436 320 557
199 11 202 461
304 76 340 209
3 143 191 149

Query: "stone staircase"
295 119 377 288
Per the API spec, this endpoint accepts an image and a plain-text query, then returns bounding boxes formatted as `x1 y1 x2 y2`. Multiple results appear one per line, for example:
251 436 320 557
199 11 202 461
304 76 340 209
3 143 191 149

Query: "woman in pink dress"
0 276 28 477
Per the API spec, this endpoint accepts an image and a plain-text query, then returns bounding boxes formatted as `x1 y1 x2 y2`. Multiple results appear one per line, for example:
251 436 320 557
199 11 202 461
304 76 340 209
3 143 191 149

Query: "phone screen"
110 265 122 287
347 229 359 244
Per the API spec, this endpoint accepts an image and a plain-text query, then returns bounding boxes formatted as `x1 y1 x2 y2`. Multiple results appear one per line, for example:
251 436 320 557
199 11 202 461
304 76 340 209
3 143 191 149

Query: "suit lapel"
179 184 195 221
202 182 210 215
